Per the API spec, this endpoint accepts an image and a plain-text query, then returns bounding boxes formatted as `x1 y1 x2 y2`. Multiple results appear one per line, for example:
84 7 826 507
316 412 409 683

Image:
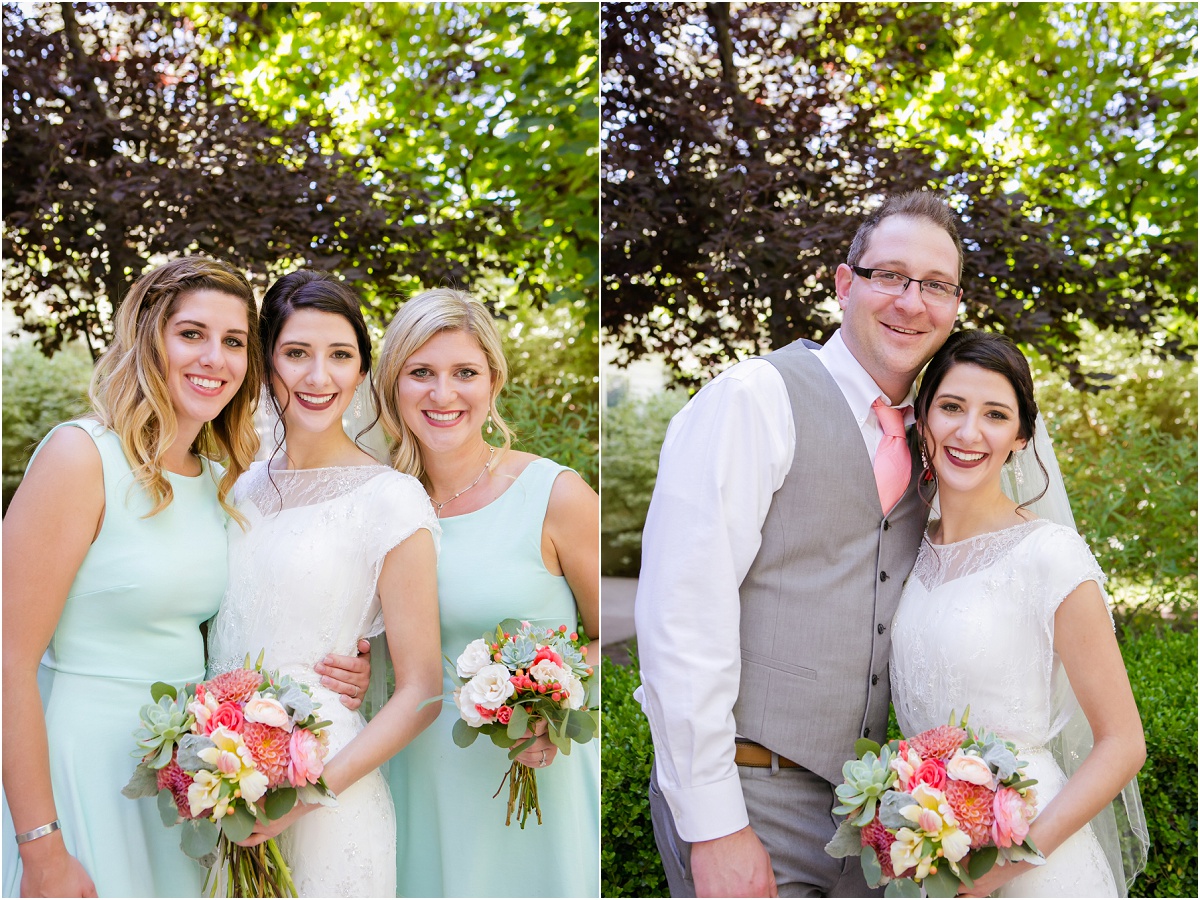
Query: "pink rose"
914 758 947 792
497 706 513 724
992 786 1035 847
287 728 325 787
206 701 245 735
533 646 564 668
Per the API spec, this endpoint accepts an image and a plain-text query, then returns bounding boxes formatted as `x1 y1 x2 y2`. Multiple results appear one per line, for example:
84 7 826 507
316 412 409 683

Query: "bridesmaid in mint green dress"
1 259 369 898
377 288 600 897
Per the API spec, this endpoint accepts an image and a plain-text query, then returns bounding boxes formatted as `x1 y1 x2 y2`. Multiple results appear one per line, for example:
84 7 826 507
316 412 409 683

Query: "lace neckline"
914 519 1051 590
927 517 1041 548
241 461 395 517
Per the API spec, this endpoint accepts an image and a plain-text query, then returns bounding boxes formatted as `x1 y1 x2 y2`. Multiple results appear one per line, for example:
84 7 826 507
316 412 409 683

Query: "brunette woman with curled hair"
2 258 369 899
890 331 1147 897
205 269 442 897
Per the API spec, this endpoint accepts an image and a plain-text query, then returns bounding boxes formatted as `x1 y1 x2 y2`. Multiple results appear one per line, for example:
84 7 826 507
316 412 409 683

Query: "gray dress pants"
649 758 881 898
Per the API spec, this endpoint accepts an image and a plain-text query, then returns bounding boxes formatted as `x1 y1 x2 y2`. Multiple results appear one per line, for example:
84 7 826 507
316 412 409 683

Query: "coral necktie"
872 398 912 513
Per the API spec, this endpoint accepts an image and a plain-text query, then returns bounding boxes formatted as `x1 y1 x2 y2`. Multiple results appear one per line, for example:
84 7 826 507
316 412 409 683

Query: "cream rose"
456 639 493 679
244 693 293 731
463 664 516 710
528 659 570 687
563 672 587 709
947 749 996 788
454 686 487 727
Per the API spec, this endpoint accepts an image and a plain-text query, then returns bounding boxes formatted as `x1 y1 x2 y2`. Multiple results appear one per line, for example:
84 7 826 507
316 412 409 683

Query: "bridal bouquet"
123 651 335 898
449 619 599 827
825 710 1042 898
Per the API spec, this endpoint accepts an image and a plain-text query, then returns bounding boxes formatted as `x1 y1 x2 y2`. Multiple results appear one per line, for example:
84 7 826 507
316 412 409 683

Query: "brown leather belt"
734 741 801 768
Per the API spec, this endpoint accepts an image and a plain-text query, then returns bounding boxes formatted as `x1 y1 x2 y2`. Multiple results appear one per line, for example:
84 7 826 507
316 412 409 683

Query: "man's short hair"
846 191 964 279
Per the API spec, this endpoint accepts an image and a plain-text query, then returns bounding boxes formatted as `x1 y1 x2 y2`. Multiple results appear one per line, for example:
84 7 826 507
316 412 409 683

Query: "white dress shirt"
633 329 915 842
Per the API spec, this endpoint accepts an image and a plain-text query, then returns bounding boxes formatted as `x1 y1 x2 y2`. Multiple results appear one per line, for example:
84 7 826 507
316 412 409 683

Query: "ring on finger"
539 749 547 767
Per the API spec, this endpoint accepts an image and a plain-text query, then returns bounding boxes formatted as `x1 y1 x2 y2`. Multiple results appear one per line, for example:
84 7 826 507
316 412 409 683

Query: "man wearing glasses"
635 192 964 896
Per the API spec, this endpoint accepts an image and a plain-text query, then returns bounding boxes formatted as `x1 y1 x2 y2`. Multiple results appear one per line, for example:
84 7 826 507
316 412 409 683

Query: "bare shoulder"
6 422 105 534
22 423 103 491
492 448 541 481
548 466 598 509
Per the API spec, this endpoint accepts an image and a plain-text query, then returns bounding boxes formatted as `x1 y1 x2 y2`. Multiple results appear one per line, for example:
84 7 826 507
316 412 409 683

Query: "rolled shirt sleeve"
633 359 796 842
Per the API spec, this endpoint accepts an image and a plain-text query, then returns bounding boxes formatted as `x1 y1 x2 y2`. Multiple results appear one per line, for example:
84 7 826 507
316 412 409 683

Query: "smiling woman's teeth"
947 448 985 462
426 411 461 422
297 393 334 406
188 375 222 389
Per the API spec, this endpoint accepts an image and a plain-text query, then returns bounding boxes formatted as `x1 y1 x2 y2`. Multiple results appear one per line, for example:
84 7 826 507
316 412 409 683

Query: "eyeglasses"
850 266 963 305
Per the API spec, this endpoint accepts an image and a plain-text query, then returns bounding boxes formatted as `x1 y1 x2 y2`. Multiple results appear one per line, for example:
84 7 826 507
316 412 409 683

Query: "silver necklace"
431 446 496 517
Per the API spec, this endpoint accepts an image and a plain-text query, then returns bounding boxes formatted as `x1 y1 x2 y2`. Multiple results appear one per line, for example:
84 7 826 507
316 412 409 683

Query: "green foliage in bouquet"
599 645 668 898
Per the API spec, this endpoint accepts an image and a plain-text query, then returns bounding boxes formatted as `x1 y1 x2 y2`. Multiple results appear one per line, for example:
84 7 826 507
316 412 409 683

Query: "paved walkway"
601 576 638 667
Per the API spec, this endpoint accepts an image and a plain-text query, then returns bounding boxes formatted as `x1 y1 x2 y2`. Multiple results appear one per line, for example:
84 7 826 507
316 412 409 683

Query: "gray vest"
731 339 926 785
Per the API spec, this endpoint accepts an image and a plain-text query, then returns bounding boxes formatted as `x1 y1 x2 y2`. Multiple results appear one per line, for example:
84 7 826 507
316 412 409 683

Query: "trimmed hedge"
601 646 668 897
601 630 1197 898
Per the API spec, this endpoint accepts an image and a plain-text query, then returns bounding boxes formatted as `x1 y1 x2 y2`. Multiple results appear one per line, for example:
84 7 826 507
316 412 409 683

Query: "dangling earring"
353 385 363 418
920 443 934 483
1011 452 1025 486
486 405 495 435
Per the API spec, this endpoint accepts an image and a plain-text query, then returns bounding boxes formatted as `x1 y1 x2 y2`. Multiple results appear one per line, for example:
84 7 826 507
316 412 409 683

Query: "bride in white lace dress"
890 332 1147 898
207 271 441 897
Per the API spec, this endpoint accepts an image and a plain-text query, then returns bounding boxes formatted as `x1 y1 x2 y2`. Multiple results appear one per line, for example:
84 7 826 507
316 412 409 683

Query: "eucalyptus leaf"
854 737 882 758
967 846 998 879
264 787 297 820
180 817 219 859
451 719 480 748
177 734 216 772
885 877 921 898
150 681 178 703
219 806 256 843
922 866 961 898
860 846 882 888
157 789 180 827
507 705 530 739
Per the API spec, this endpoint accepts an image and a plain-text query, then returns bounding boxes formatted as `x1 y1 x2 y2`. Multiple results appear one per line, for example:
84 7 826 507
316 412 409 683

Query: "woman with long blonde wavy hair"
376 288 600 898
1 257 368 898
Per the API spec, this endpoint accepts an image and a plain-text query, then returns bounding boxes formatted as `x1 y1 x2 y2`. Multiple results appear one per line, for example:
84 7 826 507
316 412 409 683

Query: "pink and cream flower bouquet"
825 710 1042 898
123 651 334 897
449 618 599 827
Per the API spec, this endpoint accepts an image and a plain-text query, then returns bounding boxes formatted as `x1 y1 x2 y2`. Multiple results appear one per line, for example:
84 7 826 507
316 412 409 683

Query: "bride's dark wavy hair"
914 329 1048 511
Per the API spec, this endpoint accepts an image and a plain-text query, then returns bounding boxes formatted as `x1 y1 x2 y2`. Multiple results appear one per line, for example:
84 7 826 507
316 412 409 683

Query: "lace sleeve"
364 470 441 568
1033 524 1111 629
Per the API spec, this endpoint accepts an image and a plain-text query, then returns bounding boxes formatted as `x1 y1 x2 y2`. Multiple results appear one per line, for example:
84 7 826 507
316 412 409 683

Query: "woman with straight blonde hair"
1 257 367 898
377 288 600 897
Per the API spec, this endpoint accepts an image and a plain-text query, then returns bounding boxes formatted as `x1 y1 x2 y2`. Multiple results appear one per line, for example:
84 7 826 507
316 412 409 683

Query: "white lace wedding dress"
207 462 438 897
890 519 1117 897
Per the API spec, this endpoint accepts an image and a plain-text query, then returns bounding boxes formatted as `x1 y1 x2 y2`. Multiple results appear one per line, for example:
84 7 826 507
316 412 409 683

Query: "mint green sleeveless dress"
390 458 600 897
2 421 226 897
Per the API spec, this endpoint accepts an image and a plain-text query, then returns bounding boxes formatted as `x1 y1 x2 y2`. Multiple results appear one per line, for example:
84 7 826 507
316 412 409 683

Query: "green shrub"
600 644 668 897
496 380 598 490
2 341 94 512
1030 325 1197 628
1124 627 1198 898
600 389 688 576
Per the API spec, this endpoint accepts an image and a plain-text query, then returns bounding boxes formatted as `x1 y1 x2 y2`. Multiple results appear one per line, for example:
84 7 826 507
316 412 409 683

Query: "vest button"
863 728 871 738
877 623 885 634
883 520 890 531
872 674 879 685
879 571 888 582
